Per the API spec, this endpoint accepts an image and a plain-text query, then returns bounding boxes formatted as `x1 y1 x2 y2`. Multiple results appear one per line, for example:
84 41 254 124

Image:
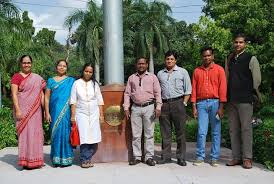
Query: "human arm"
183 69 192 105
11 84 22 120
191 70 197 118
123 77 132 120
70 82 77 123
44 89 51 123
217 67 227 119
99 105 104 123
153 75 162 118
249 56 262 102
95 83 104 122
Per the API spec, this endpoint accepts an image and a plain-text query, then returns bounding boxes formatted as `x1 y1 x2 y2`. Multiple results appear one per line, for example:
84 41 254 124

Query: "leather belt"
134 101 154 107
162 96 183 103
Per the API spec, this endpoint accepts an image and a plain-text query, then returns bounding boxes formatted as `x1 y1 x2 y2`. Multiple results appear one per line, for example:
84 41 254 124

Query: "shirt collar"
235 50 245 58
164 65 178 72
135 71 149 76
199 62 215 70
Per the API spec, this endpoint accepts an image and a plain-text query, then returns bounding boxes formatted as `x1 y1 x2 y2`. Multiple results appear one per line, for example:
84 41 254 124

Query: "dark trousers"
159 100 186 160
227 102 253 160
80 144 98 162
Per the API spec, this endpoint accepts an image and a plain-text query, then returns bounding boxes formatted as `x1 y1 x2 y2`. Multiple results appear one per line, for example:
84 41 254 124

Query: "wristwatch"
183 101 188 107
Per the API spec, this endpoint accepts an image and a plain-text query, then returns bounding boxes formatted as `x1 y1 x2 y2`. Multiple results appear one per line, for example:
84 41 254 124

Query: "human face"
202 50 214 67
165 55 176 70
233 37 246 54
83 66 93 81
20 56 32 74
136 58 148 74
56 61 67 76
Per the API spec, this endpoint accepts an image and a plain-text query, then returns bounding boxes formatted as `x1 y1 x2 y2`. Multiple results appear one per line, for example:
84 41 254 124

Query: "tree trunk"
149 46 154 74
95 62 100 83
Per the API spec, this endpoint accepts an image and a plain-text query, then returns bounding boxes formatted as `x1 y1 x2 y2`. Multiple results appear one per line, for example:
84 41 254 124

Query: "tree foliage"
202 0 274 93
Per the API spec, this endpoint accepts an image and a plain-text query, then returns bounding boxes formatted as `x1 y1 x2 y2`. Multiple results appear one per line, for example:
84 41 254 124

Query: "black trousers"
159 100 186 160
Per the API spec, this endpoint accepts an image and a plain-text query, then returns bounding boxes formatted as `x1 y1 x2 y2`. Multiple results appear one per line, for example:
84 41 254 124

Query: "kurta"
70 79 104 144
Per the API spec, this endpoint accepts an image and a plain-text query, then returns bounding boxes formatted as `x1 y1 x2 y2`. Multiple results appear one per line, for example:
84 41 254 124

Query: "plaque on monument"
92 84 131 162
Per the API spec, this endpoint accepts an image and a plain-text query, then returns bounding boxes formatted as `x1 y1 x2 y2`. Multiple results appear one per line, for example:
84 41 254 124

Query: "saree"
47 77 75 166
14 73 45 168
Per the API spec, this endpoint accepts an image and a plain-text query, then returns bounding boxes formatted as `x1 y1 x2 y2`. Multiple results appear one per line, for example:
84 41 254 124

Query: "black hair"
200 46 214 55
136 57 149 64
164 50 177 60
19 55 32 63
234 33 247 42
56 59 68 68
81 63 98 92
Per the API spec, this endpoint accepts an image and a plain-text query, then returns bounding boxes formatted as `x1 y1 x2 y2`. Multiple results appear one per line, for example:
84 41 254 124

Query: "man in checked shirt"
123 57 162 166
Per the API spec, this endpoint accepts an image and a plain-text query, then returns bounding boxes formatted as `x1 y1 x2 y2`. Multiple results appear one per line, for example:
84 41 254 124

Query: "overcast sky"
14 0 205 44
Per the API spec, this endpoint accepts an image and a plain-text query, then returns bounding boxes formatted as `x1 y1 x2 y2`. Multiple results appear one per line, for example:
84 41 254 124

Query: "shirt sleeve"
218 67 227 102
153 75 162 110
46 78 52 90
224 57 229 81
123 76 132 111
249 56 261 90
70 82 77 105
190 70 197 103
11 73 22 86
183 69 192 95
95 83 104 105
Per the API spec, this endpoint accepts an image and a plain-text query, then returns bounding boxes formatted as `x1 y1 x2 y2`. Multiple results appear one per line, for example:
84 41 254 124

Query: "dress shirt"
157 65 192 99
123 71 162 111
191 63 227 103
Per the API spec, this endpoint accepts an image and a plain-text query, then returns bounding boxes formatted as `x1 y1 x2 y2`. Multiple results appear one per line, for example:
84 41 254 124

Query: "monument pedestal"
92 84 132 162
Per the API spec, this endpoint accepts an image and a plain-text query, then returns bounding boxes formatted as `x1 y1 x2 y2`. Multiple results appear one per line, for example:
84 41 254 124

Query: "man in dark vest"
225 33 261 169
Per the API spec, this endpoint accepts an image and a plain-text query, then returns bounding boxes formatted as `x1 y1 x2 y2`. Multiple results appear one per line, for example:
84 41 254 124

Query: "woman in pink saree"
11 55 46 169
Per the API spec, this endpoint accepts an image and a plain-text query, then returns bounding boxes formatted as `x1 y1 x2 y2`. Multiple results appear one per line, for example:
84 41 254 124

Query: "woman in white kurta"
70 63 104 168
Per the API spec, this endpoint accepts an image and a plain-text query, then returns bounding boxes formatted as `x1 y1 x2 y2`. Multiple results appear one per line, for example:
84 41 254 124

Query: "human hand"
192 106 198 119
15 110 23 120
217 108 224 119
99 115 104 123
155 109 161 118
125 110 130 120
45 113 52 123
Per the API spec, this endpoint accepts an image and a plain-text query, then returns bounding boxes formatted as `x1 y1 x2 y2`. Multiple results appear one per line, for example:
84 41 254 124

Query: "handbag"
70 122 80 147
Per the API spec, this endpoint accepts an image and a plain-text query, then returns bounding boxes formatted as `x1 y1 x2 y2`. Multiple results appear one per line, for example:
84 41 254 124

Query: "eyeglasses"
22 62 31 65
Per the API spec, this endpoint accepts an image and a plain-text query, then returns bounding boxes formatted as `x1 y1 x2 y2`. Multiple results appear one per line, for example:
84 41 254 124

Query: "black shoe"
177 159 187 166
146 158 156 166
157 158 172 164
129 159 141 166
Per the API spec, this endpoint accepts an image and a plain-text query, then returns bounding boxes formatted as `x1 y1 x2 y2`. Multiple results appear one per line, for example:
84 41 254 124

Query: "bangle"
183 102 187 106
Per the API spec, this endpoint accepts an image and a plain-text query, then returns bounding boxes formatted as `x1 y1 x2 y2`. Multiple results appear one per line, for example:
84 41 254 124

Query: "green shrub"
154 119 198 143
43 121 51 145
253 118 274 170
0 107 17 149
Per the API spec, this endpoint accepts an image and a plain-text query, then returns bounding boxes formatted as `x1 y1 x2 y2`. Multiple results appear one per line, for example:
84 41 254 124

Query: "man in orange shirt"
191 47 227 167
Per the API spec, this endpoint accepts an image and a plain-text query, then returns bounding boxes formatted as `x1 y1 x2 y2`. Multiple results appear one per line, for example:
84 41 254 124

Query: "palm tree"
64 1 103 82
129 0 174 73
0 0 20 97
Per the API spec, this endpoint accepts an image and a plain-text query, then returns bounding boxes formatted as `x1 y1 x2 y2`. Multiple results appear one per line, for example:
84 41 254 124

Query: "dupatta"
15 73 45 136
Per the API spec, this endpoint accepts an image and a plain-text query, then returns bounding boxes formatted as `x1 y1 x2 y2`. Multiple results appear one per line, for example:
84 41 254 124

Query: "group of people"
11 58 104 169
124 33 261 169
10 33 261 170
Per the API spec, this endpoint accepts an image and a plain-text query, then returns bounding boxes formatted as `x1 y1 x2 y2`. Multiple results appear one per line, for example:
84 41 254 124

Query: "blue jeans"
80 144 98 162
196 99 221 161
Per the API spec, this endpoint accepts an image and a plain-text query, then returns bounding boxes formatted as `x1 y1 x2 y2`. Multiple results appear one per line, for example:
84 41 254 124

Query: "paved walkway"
0 143 273 184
